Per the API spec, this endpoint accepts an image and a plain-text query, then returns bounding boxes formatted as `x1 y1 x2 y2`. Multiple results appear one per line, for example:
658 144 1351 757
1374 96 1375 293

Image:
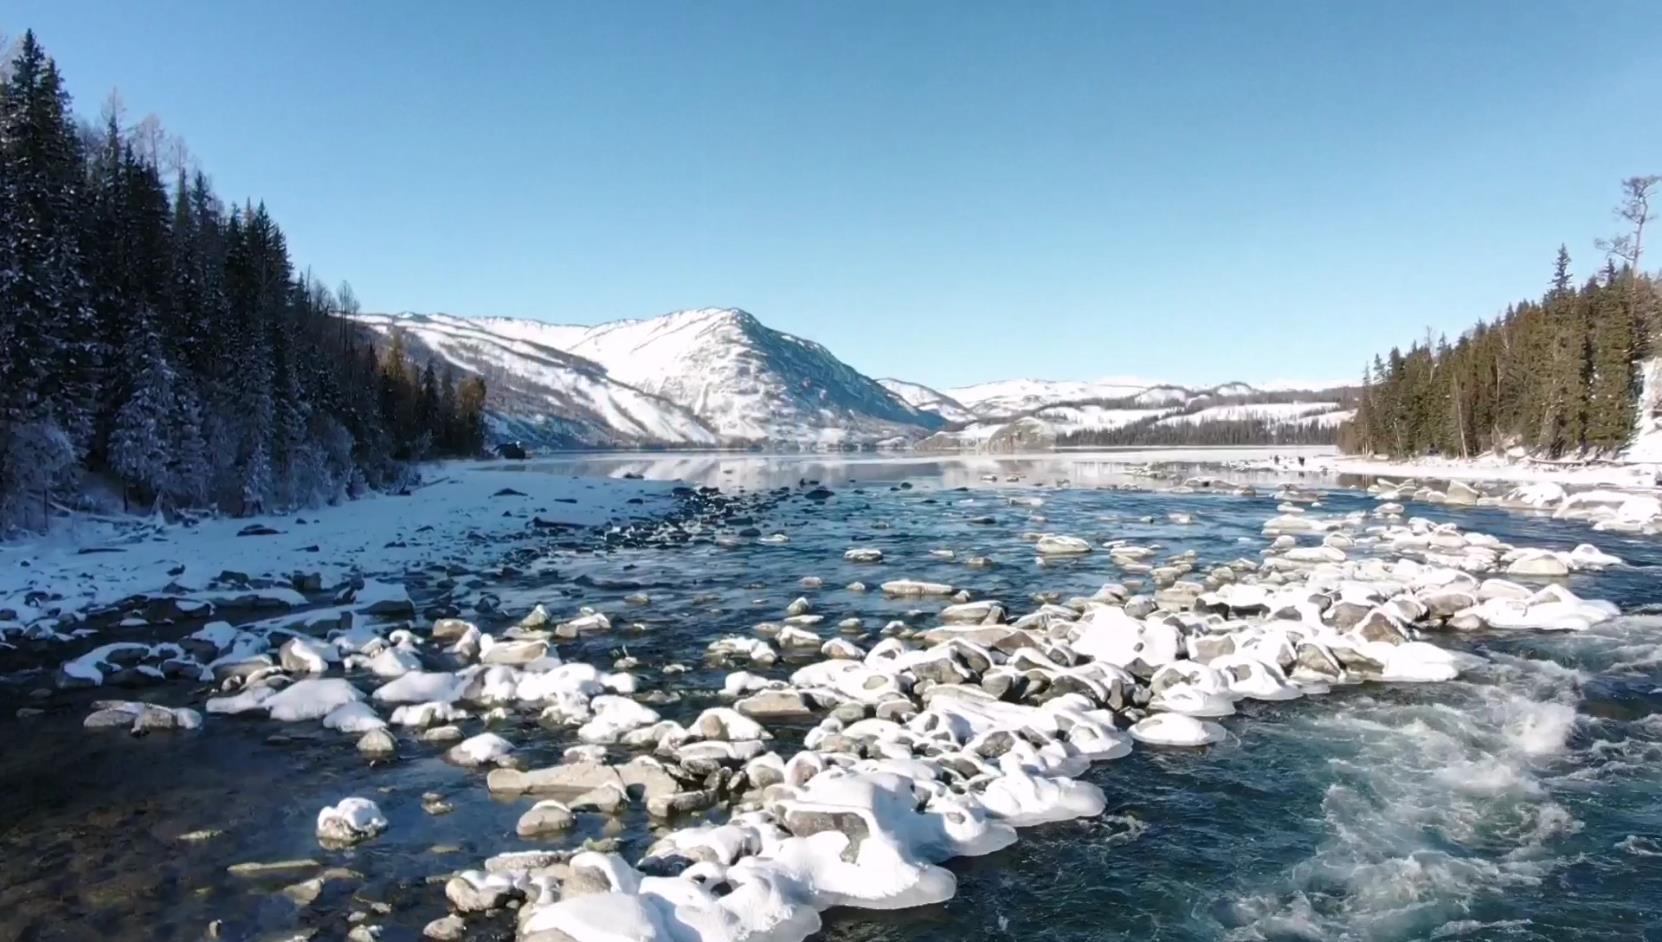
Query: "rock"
647 789 717 819
281 867 360 906
315 798 387 847
1444 480 1481 505
481 638 548 665
445 871 521 913
843 548 884 563
227 859 320 878
516 800 575 836
881 580 954 597
356 728 397 757
1506 552 1570 577
1294 642 1344 681
488 762 625 796
423 915 466 941
1129 713 1226 746
1034 535 1092 556
735 688 813 719
568 781 628 814
446 732 515 767
421 724 464 744
1353 608 1411 645
617 756 681 802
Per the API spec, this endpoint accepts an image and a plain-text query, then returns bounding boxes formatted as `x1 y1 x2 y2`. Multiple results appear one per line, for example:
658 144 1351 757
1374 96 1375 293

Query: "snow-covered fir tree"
0 31 487 532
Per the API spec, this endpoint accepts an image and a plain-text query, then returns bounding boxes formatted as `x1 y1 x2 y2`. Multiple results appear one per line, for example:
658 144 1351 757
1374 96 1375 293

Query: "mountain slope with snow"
517 308 939 444
877 379 979 424
945 379 1152 418
357 309 940 448
352 313 720 448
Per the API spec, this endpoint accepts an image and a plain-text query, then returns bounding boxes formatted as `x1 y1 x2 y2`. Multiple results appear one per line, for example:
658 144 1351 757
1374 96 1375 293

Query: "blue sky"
10 2 1661 389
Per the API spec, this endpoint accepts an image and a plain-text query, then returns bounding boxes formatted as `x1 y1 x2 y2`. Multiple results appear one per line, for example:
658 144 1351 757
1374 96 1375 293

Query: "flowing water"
3 451 1661 942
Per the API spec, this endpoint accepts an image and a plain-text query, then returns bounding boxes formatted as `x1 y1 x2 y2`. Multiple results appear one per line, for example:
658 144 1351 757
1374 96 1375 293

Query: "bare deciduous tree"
1596 174 1661 276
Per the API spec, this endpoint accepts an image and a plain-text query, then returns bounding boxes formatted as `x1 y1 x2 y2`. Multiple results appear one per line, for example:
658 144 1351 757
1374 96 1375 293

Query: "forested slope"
0 32 482 532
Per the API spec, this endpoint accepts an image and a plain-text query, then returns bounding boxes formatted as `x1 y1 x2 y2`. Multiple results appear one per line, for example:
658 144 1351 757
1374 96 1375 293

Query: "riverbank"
1319 451 1662 488
0 463 676 638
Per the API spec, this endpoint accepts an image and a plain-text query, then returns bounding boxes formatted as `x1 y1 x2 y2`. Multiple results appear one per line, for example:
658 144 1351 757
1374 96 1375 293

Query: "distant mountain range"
354 309 1352 450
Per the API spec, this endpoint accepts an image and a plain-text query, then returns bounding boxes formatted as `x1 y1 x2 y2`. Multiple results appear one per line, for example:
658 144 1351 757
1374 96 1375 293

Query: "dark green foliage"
0 31 486 528
1341 241 1659 459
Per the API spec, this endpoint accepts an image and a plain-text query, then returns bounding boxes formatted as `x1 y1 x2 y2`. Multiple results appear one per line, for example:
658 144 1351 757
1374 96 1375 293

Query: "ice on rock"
1070 607 1179 669
1153 684 1236 717
1210 655 1303 701
266 678 365 722
322 700 386 733
977 762 1107 826
1381 641 1461 682
447 732 516 767
373 670 465 704
578 696 661 743
206 684 276 715
315 797 387 846
390 700 469 727
520 850 825 942
515 662 607 703
362 645 422 677
278 635 335 673
1034 534 1092 556
769 771 961 910
1504 550 1570 577
722 671 776 697
1567 543 1623 569
59 643 155 687
1130 713 1226 747
83 700 202 733
880 580 955 597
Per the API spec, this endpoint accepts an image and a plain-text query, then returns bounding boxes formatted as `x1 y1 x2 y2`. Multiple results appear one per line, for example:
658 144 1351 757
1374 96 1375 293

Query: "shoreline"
1317 453 1662 489
0 462 677 637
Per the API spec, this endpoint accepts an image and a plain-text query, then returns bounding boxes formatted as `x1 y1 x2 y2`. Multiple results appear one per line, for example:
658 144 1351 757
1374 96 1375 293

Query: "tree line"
1343 176 1660 459
0 31 486 532
1057 415 1345 448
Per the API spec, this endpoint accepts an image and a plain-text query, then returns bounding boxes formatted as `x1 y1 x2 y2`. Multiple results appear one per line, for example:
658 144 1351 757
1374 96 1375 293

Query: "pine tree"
167 376 211 506
0 31 97 513
108 308 174 505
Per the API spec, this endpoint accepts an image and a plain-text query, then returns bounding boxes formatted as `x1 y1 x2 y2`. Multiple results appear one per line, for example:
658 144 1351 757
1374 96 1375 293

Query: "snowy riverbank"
1319 451 1662 488
1 463 676 635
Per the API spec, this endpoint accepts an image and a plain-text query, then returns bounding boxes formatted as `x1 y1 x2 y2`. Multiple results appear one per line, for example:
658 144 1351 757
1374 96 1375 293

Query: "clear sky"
9 1 1662 390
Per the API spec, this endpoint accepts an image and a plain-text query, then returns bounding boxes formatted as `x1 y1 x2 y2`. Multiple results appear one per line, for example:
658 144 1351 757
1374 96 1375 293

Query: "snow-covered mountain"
353 313 720 448
944 379 1154 418
907 376 1355 451
877 379 979 425
355 308 940 449
935 378 1324 421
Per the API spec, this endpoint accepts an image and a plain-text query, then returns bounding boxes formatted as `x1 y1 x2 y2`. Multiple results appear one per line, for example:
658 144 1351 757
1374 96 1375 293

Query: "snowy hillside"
357 309 940 448
1155 401 1346 427
877 379 979 424
936 377 1344 420
945 378 1152 418
527 308 938 444
352 313 719 448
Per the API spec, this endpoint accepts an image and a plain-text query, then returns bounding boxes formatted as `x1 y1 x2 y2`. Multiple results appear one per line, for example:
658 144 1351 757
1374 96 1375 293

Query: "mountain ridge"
355 308 940 449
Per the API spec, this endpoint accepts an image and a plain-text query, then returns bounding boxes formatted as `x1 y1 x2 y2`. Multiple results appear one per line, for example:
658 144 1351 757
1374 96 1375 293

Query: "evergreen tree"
107 307 174 505
0 32 482 530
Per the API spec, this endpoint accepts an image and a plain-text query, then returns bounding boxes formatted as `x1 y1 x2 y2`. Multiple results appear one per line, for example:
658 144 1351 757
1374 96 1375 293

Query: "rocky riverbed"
4 454 1661 942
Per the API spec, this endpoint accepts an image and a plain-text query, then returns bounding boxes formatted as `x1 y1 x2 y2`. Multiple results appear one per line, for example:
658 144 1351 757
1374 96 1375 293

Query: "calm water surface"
3 451 1659 942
